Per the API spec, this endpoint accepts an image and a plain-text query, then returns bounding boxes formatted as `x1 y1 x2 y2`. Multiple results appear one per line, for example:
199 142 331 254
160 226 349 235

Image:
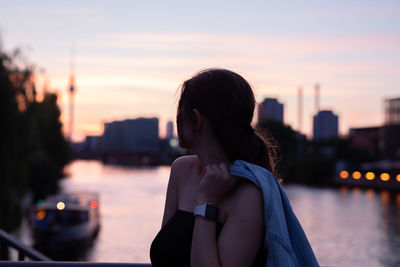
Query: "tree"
27 93 72 200
0 45 71 232
0 49 31 231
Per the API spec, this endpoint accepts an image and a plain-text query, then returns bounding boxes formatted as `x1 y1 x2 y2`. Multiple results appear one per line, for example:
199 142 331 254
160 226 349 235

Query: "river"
47 160 400 266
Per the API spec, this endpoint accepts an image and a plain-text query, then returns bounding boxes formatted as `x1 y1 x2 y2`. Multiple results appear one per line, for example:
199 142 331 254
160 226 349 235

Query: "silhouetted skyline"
0 1 399 141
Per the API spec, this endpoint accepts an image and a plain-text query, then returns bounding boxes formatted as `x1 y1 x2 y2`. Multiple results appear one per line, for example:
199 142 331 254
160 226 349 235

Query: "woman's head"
177 68 276 173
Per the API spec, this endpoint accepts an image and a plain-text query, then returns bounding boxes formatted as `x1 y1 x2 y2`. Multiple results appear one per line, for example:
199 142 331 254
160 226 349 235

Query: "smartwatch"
194 203 219 221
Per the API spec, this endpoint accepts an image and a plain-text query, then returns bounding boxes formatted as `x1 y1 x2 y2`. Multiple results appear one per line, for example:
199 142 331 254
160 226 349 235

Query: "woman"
150 69 319 267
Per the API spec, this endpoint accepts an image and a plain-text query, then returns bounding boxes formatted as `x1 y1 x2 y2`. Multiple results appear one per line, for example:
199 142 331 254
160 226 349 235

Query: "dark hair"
177 68 277 174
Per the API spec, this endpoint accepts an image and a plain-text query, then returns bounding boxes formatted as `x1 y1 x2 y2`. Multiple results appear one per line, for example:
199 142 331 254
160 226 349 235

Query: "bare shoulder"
236 180 263 199
161 155 202 227
229 180 264 219
171 155 201 170
170 155 202 183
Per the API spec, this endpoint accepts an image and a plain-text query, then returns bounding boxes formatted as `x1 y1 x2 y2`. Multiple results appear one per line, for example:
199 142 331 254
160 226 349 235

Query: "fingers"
199 163 236 205
205 163 229 178
219 163 229 178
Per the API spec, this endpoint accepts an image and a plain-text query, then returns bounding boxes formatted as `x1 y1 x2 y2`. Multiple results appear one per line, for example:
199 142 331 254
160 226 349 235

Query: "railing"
0 229 151 266
0 229 51 261
0 263 151 266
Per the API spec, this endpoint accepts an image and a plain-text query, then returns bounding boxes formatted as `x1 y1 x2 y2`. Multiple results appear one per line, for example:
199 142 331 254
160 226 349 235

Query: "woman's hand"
197 163 238 205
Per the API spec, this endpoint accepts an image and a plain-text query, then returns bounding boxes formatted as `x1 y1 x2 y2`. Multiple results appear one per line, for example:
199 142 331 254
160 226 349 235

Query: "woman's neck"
190 116 232 169
193 135 231 169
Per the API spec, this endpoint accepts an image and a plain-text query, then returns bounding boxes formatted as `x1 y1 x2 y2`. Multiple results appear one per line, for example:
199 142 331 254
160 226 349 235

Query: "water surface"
59 160 400 266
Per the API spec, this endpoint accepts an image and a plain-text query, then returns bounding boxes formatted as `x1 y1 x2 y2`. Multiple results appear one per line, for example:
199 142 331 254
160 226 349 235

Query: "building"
258 98 284 123
102 117 160 153
166 121 174 138
349 126 381 160
349 127 381 151
385 97 400 125
84 135 102 152
381 125 400 160
382 97 400 159
313 110 339 140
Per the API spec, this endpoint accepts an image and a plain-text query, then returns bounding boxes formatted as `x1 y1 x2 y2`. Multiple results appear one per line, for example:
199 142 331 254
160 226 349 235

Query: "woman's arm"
162 155 204 227
191 164 265 267
217 183 265 267
161 159 180 227
191 216 219 266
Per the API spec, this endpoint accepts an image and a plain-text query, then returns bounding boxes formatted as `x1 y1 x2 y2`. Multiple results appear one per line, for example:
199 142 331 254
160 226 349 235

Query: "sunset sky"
1 0 399 141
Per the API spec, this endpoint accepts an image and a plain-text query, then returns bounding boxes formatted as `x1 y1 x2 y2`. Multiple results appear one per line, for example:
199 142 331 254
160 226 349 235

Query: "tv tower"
68 47 76 142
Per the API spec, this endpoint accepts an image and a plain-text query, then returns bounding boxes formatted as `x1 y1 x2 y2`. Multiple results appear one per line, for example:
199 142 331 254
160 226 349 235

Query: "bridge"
0 229 151 266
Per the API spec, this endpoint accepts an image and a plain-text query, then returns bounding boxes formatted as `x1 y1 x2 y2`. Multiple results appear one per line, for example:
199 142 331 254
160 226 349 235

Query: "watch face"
205 204 219 220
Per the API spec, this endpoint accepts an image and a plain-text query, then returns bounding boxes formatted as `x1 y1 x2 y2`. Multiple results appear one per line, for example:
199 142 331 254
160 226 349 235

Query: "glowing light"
339 171 349 179
36 200 44 206
396 174 400 182
36 210 46 220
380 173 390 182
365 172 375 180
90 200 98 209
352 171 361 180
57 202 65 210
169 138 179 148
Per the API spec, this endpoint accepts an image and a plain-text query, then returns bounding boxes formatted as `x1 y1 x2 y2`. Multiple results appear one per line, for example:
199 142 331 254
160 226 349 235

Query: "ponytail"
210 121 278 176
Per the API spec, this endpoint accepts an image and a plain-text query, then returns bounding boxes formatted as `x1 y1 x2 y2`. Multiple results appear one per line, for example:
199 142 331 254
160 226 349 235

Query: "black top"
150 209 265 267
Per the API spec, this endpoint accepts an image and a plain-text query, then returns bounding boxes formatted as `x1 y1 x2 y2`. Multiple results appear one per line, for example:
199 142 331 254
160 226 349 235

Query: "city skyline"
0 0 399 141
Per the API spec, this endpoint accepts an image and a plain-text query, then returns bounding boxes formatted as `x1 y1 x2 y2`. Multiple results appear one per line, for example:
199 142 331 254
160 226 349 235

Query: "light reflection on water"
61 160 400 266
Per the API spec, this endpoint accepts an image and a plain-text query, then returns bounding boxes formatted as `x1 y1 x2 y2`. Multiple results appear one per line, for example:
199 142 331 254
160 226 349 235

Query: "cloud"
79 32 400 55
44 31 400 139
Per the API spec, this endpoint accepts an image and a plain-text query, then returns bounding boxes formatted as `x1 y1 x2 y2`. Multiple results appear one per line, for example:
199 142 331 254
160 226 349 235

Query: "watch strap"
194 203 219 221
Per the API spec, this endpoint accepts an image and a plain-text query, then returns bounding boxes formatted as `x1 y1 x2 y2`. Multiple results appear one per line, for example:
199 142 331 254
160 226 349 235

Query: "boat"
31 191 100 253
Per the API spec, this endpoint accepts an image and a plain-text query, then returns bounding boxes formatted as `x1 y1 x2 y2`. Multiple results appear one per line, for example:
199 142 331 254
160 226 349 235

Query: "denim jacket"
230 160 319 267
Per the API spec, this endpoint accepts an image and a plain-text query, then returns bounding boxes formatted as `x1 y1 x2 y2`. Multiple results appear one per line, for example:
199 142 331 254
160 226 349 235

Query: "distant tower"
68 47 76 142
315 83 320 112
166 121 174 138
297 87 303 132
